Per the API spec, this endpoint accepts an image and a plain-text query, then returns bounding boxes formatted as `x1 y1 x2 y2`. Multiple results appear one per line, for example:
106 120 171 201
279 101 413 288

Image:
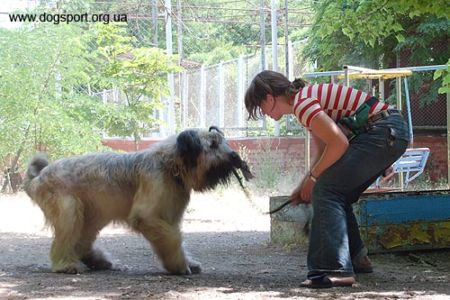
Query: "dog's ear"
176 130 203 168
209 126 224 136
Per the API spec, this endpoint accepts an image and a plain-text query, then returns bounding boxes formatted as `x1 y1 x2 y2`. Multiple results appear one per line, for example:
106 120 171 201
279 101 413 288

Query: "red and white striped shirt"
293 84 390 129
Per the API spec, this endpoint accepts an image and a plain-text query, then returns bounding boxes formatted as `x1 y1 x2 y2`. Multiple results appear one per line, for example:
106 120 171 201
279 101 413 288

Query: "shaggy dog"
24 126 253 275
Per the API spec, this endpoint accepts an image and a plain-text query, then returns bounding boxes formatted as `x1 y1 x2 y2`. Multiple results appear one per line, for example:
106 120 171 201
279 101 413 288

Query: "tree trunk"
1 125 30 193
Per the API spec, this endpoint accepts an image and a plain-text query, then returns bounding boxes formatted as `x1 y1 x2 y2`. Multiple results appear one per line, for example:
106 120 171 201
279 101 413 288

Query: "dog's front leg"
130 216 199 275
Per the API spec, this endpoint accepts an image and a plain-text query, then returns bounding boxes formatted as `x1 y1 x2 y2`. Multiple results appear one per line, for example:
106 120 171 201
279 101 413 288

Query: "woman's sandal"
353 255 374 273
300 275 356 289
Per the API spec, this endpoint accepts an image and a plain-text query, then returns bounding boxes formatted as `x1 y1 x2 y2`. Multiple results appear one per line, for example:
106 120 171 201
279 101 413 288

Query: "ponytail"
291 77 308 91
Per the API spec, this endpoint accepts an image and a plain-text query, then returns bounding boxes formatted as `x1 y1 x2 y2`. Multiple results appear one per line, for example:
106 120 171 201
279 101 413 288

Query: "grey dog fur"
24 127 252 275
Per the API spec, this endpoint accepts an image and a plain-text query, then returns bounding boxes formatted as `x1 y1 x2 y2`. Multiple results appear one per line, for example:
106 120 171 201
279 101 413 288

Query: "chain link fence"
0 0 446 139
0 0 448 192
69 0 311 137
172 41 312 137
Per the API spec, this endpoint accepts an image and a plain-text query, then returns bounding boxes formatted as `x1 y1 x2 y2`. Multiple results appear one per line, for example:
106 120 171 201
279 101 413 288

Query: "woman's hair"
245 70 307 120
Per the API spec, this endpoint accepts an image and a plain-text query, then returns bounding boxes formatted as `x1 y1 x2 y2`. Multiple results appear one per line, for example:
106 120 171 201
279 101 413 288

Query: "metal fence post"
182 71 188 128
288 40 294 80
152 0 158 46
396 76 404 189
200 65 206 128
237 56 245 130
344 65 349 86
271 0 280 136
379 79 385 100
159 99 167 137
259 0 266 72
165 0 175 135
447 91 450 188
218 62 225 128
403 77 414 146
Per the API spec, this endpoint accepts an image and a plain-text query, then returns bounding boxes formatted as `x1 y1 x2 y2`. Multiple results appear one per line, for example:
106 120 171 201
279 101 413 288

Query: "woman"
245 70 409 288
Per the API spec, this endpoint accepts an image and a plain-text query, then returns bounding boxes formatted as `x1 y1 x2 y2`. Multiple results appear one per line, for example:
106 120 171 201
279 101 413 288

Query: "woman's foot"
353 255 374 273
300 275 356 289
352 247 374 273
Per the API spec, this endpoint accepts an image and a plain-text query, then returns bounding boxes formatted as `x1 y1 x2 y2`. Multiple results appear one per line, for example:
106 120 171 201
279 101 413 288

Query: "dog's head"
175 126 253 191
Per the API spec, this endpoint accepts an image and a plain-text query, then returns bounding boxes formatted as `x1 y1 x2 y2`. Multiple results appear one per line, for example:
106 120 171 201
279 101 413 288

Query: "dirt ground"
1 189 449 300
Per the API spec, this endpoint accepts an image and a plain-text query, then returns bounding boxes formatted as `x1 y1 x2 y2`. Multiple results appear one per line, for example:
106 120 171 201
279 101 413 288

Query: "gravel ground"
0 190 449 299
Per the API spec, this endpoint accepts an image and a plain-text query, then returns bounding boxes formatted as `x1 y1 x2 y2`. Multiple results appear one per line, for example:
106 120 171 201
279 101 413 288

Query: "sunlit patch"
161 287 282 299
34 295 120 300
0 192 52 236
0 282 19 299
325 291 450 300
182 189 270 233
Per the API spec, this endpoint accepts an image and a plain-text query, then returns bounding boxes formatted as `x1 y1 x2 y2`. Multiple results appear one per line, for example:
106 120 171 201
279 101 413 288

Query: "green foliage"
252 142 283 191
0 13 181 172
171 1 313 66
89 23 181 142
307 0 449 50
405 172 449 191
304 0 449 69
409 72 443 106
434 61 450 94
389 0 450 19
301 0 449 104
0 23 104 165
319 1 403 47
394 16 450 66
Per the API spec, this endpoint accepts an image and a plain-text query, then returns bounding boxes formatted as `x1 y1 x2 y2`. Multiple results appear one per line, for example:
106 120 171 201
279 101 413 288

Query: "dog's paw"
81 249 113 271
85 258 113 271
53 264 81 274
166 261 201 275
188 261 202 274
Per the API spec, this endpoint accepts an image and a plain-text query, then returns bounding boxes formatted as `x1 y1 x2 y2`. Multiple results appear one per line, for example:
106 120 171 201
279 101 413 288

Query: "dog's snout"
229 151 241 162
210 139 219 149
229 151 254 181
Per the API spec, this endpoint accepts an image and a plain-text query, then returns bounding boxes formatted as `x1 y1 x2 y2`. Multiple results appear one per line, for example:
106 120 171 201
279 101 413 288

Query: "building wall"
103 134 448 181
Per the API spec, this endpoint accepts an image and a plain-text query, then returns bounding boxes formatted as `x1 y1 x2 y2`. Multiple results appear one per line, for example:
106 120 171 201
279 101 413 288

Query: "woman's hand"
289 176 315 205
289 111 349 206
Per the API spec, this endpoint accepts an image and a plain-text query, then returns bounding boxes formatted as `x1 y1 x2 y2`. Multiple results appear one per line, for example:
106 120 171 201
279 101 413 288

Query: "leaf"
395 34 406 43
433 69 443 80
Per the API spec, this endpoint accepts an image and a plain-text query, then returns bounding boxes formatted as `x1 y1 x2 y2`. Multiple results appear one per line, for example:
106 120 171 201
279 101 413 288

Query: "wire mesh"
1 0 446 138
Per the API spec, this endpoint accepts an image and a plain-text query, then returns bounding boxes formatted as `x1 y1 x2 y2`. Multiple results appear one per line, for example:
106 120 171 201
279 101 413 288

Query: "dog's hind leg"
77 221 113 271
130 216 197 275
50 195 84 274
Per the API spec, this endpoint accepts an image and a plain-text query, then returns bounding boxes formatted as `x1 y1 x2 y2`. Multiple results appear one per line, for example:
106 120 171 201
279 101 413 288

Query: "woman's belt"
338 109 401 140
367 109 401 126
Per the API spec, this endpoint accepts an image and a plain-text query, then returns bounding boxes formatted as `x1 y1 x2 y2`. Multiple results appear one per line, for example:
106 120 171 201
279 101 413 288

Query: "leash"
232 169 310 235
233 169 283 215
265 198 311 236
233 172 302 216
265 199 291 215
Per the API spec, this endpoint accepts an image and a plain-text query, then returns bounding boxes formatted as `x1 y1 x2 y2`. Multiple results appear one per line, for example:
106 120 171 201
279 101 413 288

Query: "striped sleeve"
293 94 323 129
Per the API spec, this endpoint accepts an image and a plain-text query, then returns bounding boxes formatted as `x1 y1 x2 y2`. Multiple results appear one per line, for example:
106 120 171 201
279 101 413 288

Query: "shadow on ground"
1 231 450 299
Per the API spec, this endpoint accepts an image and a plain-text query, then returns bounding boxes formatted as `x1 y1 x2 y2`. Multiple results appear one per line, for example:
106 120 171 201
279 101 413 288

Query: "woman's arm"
310 132 325 167
290 111 348 203
308 111 349 178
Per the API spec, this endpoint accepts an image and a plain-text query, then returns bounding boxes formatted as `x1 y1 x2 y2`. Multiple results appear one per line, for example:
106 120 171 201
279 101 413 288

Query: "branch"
365 0 389 18
33 50 63 116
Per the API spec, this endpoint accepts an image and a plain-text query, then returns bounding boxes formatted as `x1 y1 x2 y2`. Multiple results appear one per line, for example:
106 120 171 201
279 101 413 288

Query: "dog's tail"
27 154 49 179
23 154 49 195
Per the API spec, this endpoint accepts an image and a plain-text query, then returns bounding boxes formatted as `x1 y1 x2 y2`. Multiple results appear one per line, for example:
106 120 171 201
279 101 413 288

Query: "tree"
0 23 106 163
301 0 449 103
305 0 449 48
90 23 180 147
